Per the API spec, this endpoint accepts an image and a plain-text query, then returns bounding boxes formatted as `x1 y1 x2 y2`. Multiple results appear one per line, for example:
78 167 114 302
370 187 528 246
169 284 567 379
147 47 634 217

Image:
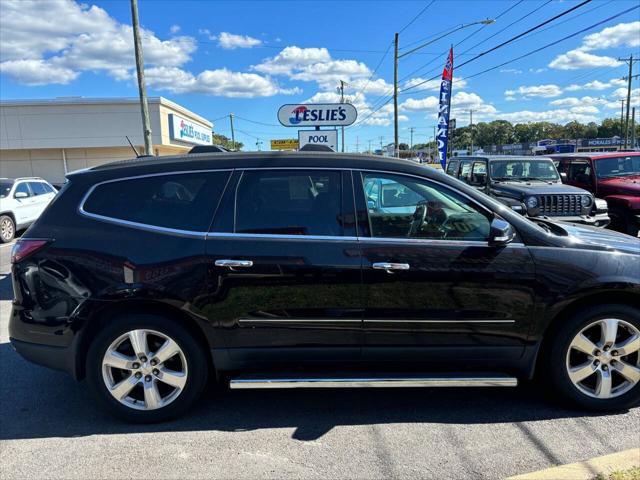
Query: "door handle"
372 262 410 273
215 259 254 269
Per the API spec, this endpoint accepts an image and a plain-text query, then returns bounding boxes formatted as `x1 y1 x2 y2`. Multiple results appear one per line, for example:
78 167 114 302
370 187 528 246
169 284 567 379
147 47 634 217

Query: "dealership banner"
437 48 454 170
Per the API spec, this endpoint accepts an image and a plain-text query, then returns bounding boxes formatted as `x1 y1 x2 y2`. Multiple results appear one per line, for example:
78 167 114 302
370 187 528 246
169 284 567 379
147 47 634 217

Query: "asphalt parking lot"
0 240 638 480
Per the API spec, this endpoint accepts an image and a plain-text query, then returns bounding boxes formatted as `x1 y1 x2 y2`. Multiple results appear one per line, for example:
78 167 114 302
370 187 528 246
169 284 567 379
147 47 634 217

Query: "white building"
0 97 213 184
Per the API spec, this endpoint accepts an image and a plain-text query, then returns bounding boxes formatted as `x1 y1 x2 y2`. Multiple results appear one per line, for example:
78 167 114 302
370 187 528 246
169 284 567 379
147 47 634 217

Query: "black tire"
0 215 15 243
544 304 640 412
623 213 639 237
86 314 208 423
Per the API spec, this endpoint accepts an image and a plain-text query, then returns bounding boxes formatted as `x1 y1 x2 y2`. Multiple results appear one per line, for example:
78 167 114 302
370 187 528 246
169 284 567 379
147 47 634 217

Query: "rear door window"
28 182 48 196
235 170 343 236
82 171 231 232
445 161 459 176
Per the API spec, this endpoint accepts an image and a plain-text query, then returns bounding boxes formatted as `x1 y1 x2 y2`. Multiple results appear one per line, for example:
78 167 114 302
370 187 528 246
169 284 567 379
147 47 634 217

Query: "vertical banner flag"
437 48 454 169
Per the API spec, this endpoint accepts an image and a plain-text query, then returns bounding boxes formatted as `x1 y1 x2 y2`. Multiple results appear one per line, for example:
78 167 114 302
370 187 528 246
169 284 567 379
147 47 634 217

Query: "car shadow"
0 341 622 442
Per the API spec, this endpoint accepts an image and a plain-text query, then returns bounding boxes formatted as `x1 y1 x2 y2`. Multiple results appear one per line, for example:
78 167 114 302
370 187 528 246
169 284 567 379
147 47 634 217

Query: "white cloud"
570 105 599 115
217 32 262 49
582 21 640 51
565 78 627 91
529 68 547 74
0 0 197 84
146 66 300 98
549 96 609 107
253 46 332 75
497 109 599 124
549 49 621 70
548 21 638 70
403 77 468 92
506 84 563 99
169 24 181 34
500 68 522 74
0 59 79 85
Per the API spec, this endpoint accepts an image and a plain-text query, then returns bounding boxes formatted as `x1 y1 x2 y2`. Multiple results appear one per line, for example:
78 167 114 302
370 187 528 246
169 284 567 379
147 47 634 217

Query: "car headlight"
581 195 593 207
525 196 538 209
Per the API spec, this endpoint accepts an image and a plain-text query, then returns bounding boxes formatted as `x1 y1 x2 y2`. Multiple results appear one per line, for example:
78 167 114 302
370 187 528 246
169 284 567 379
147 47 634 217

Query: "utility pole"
632 107 637 149
409 127 415 157
130 0 153 155
380 136 384 154
393 32 399 158
368 139 372 154
229 114 236 151
433 125 437 162
356 136 360 153
338 80 347 153
620 100 626 138
618 54 636 148
469 110 474 155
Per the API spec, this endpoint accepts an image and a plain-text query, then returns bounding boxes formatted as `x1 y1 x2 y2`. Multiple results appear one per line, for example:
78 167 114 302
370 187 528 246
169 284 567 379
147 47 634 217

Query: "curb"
506 448 640 480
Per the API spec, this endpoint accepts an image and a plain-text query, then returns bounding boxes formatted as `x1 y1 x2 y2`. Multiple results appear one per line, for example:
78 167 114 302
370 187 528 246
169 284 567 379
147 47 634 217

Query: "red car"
552 152 640 236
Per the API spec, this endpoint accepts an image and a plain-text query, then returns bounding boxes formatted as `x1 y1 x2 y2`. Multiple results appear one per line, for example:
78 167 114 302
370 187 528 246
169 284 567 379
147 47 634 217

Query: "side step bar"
229 374 518 389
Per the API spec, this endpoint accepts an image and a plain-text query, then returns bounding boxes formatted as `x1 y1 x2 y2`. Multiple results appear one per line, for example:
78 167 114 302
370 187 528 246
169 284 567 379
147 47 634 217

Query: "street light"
398 19 495 59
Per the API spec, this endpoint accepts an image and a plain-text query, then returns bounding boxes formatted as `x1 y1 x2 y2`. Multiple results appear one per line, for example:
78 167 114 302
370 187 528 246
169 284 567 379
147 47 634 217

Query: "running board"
229 374 518 389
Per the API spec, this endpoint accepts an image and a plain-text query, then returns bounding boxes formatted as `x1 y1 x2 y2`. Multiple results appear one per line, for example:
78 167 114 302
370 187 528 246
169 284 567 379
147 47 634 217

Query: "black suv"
9 152 640 422
446 155 610 227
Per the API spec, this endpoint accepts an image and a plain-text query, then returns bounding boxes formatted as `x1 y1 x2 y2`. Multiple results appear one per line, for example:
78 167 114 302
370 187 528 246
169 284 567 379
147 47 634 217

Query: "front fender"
605 194 640 211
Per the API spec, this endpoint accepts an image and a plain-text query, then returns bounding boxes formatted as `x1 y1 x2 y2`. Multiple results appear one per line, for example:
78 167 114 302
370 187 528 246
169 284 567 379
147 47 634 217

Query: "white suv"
0 177 57 243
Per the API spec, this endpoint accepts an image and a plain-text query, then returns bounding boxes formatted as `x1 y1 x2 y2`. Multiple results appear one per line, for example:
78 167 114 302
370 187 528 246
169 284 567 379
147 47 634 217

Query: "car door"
27 182 55 218
12 182 37 225
566 159 594 191
355 169 537 365
203 168 364 367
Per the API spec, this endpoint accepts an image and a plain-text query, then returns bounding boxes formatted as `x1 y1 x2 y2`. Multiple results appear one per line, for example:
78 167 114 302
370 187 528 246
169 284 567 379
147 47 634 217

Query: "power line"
353 40 394 103
461 4 640 82
233 114 281 128
401 0 594 94
399 0 437 34
398 0 530 85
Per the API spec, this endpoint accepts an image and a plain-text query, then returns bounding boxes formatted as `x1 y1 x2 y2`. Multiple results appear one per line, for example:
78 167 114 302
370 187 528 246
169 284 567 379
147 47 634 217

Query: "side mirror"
470 173 487 186
14 191 28 199
367 200 376 210
488 217 516 247
560 172 567 182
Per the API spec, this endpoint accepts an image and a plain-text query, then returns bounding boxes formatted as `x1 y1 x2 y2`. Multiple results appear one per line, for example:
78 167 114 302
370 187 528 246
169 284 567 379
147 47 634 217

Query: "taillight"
11 239 50 264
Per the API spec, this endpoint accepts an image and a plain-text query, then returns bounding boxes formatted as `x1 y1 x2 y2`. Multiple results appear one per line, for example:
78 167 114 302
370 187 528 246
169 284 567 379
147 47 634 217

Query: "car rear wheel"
86 314 208 422
545 304 640 411
0 215 15 243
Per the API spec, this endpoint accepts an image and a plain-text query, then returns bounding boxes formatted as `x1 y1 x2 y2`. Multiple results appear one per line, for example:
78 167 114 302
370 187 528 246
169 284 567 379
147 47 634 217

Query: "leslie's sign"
277 103 357 127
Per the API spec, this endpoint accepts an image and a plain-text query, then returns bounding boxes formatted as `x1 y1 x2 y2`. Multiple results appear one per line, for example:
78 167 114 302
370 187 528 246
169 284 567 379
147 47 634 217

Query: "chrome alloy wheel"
566 318 640 399
102 329 188 411
0 217 14 242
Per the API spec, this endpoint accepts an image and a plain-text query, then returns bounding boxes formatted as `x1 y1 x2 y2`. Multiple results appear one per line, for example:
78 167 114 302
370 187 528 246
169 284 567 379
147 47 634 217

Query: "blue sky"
1 0 639 150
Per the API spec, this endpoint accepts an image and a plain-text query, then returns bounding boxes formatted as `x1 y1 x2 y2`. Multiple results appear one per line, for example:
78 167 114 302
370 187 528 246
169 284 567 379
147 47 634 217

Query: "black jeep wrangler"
446 155 610 227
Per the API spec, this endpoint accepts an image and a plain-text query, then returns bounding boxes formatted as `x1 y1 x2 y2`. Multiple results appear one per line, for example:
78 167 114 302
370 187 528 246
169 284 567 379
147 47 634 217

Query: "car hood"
556 222 640 254
599 176 640 195
492 181 588 197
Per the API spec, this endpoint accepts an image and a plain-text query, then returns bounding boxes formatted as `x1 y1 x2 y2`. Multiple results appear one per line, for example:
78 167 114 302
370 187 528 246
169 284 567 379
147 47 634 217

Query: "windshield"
594 156 640 178
489 159 560 181
0 181 13 199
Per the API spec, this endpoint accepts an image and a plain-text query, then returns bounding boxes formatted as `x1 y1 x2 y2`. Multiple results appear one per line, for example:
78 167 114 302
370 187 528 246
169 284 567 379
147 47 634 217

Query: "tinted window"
14 183 30 197
594 155 640 178
489 159 559 181
29 182 48 196
568 161 591 181
459 161 472 182
0 181 13 198
235 170 343 236
445 161 459 176
83 171 230 231
361 173 490 241
470 161 487 185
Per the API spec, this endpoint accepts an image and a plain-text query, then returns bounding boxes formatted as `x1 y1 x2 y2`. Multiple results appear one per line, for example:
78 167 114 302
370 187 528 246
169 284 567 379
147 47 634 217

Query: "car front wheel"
546 304 640 411
86 314 208 422
0 215 15 243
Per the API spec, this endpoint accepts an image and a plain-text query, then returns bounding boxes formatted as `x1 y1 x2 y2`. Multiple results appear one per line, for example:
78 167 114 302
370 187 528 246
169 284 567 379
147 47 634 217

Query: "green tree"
563 121 588 140
598 118 622 138
212 133 243 150
398 143 409 150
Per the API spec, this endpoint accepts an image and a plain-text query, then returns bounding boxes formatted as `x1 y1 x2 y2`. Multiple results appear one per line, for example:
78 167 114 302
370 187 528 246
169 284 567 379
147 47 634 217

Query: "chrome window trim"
364 319 516 324
207 232 359 242
78 168 233 236
238 318 362 324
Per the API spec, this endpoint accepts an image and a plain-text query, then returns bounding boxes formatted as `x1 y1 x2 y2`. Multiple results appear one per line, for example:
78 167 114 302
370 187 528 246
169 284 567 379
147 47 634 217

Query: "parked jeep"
446 155 610 227
552 152 640 237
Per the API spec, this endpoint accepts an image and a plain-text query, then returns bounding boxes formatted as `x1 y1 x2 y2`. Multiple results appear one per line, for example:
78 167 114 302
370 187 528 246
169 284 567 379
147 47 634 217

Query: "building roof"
0 96 211 128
